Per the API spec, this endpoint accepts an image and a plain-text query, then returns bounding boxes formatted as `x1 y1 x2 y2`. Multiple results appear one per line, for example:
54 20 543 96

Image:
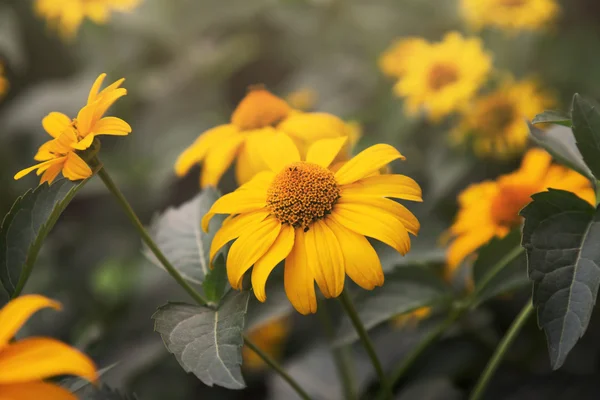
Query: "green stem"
469 299 534 400
243 335 312 400
339 290 393 399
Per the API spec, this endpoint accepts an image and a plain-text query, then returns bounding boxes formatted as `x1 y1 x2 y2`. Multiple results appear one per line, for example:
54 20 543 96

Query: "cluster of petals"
461 0 560 32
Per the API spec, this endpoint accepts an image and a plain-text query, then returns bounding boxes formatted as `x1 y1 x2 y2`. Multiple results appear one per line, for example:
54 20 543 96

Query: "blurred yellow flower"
203 135 422 314
379 37 430 79
0 295 97 399
392 307 431 328
286 88 318 111
0 64 8 100
35 0 141 38
461 0 559 32
243 318 290 370
453 78 553 157
394 32 492 121
15 73 131 184
447 148 594 274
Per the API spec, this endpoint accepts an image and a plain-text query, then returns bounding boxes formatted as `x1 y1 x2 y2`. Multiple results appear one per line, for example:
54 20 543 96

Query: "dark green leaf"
153 290 250 389
571 94 600 179
0 179 88 301
520 189 600 369
202 253 228 304
334 267 451 346
532 110 572 127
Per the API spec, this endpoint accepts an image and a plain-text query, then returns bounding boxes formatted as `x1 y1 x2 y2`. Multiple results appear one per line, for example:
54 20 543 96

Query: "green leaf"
153 290 250 389
520 189 600 369
146 188 225 286
0 179 88 301
61 363 118 393
202 253 228 304
532 110 572 127
571 94 600 179
471 229 528 305
334 266 451 346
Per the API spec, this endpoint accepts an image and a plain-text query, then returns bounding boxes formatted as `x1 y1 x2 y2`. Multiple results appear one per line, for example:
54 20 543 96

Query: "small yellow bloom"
392 307 432 328
35 0 141 38
15 73 131 185
461 0 560 32
394 32 492 121
379 37 430 79
0 63 8 100
243 318 290 370
0 295 97 399
203 135 422 315
453 78 553 157
447 148 594 274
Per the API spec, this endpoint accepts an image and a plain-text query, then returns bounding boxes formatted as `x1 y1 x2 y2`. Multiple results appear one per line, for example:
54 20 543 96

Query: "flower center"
428 64 459 91
482 101 516 137
490 182 535 227
267 162 340 229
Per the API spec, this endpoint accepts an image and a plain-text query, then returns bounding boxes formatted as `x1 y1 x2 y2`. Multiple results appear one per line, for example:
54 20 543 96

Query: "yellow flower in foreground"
447 148 594 274
453 78 553 157
203 135 422 314
0 64 8 100
14 73 131 184
175 88 356 187
243 318 290 370
35 0 141 38
0 295 97 399
461 0 559 32
394 32 492 121
379 37 430 79
392 307 431 328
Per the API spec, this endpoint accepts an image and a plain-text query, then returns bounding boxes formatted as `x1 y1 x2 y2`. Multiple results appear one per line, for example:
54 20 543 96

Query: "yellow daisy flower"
392 307 432 328
461 0 560 32
175 88 356 187
35 0 141 38
0 63 8 100
453 78 553 157
447 148 594 274
243 318 290 371
393 32 492 121
202 135 422 315
0 295 97 399
14 73 131 184
379 37 430 79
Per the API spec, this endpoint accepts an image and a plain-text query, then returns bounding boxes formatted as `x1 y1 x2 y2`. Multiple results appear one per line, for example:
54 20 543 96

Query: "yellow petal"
306 137 348 168
92 116 131 136
14 158 65 181
340 174 423 202
519 148 552 180
231 88 291 130
62 152 92 181
252 224 295 302
87 73 106 104
326 218 383 290
92 88 127 122
201 189 267 232
0 338 97 384
278 112 347 143
447 229 496 272
209 210 270 264
259 134 301 172
200 134 245 187
95 77 125 102
335 144 405 185
284 230 317 315
42 112 71 138
338 197 420 235
0 295 61 348
40 162 64 185
234 128 277 185
70 133 95 151
0 382 77 400
227 217 281 289
303 220 345 298
76 103 96 136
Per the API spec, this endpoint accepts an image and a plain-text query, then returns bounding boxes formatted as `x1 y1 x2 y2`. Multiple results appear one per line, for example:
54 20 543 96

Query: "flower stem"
339 290 392 399
243 335 312 400
469 299 534 400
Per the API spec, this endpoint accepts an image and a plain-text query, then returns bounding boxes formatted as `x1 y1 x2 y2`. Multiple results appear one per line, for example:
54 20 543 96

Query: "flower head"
447 148 594 274
393 32 492 121
0 295 97 399
452 78 553 157
243 318 290 370
0 63 8 100
461 0 560 32
203 135 422 314
15 73 131 185
379 37 430 79
35 0 141 38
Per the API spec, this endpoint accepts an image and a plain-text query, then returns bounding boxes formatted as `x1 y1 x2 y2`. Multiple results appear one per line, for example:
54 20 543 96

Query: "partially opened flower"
379 37 430 79
0 295 97 399
447 148 594 274
0 63 8 100
202 135 422 314
461 0 559 32
243 318 290 370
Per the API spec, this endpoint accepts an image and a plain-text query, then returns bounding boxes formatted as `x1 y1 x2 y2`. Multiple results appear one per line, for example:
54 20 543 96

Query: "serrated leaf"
532 110 572 127
334 267 451 346
202 253 228 304
520 189 600 369
146 188 225 285
571 94 600 179
0 179 88 301
153 290 250 389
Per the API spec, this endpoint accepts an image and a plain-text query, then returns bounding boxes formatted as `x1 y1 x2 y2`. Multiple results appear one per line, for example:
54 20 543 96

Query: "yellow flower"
0 64 8 100
393 32 492 121
14 73 131 184
286 88 318 111
175 88 356 187
392 307 432 328
243 318 290 370
202 135 422 314
379 37 430 79
453 78 553 157
35 0 141 38
447 148 594 274
0 295 97 399
461 0 560 32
